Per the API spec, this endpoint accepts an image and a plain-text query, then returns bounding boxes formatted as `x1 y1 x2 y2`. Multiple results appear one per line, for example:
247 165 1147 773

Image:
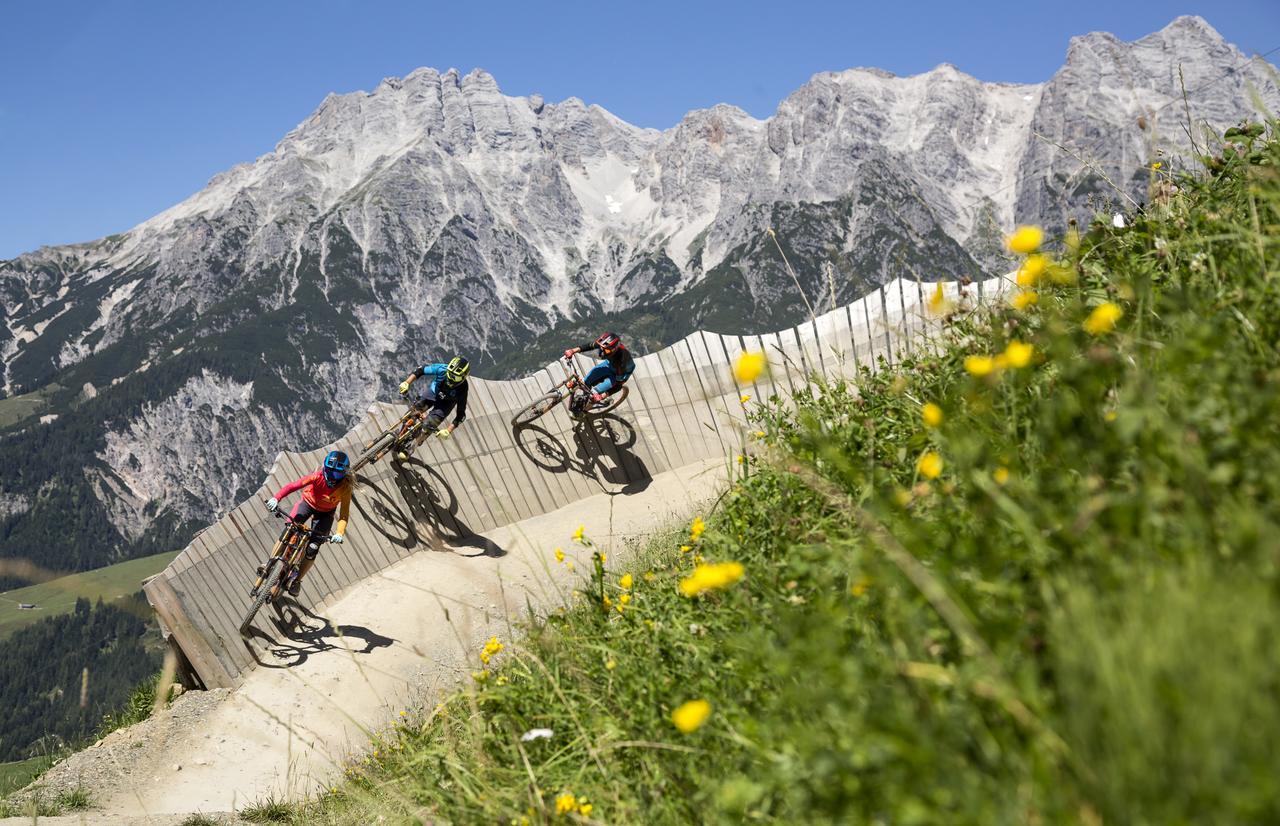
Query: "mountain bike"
353 398 440 470
511 356 630 427
240 508 332 634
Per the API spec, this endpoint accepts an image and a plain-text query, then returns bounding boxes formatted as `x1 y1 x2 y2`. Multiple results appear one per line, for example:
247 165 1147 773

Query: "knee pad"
305 542 322 560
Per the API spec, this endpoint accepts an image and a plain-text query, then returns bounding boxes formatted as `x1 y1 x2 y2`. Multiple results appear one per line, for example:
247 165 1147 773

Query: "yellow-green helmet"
445 356 471 385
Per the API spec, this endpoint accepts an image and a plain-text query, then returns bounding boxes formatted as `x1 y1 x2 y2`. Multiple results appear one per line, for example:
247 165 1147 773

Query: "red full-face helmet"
595 332 621 354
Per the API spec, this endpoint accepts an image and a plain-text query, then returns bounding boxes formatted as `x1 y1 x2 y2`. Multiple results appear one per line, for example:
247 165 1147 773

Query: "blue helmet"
322 450 350 486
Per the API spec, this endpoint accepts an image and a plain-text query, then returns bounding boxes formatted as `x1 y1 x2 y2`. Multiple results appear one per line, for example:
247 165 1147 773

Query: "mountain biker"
564 332 635 408
264 450 353 596
395 355 471 461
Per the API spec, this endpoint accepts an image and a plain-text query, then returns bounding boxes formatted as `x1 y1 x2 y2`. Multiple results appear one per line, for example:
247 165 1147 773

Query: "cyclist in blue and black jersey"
395 355 470 461
564 332 635 405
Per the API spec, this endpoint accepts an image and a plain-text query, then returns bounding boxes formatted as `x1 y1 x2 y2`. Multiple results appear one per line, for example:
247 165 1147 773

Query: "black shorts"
291 501 335 545
410 396 456 430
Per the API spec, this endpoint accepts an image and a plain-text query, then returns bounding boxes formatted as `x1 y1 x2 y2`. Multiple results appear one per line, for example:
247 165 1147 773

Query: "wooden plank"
681 334 731 457
170 558 251 678
144 575 237 689
622 353 679 476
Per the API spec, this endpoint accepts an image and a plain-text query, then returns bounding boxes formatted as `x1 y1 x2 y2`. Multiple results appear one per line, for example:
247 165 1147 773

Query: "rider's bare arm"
334 482 353 537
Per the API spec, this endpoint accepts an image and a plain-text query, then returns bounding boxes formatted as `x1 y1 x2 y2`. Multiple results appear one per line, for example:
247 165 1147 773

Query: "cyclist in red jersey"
264 450 352 596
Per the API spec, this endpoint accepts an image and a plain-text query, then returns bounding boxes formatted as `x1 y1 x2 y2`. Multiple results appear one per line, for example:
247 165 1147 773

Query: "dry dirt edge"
7 458 726 821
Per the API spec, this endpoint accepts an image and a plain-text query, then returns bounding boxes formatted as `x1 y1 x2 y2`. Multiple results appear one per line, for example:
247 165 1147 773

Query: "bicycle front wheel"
512 391 564 428
241 557 283 635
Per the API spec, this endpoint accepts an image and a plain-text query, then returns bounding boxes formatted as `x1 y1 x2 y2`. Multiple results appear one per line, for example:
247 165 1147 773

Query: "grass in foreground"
0 786 91 818
286 124 1279 824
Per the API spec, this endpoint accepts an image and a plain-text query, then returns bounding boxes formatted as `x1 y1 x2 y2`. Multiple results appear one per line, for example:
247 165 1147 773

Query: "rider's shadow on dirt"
353 460 506 558
512 414 652 494
241 600 395 670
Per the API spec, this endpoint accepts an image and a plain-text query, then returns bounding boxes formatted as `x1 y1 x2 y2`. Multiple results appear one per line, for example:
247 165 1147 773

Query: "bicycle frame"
254 511 327 598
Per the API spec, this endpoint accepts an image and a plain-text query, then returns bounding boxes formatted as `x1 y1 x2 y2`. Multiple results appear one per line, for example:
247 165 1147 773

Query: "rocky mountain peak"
1 18 1276 575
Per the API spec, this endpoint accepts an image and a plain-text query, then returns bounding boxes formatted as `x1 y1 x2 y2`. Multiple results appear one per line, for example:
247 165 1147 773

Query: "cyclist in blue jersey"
564 332 635 406
395 355 470 461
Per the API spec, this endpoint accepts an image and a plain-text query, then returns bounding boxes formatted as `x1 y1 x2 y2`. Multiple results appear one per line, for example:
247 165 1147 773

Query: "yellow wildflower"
619 593 631 607
1003 340 1034 369
1016 254 1047 286
690 516 706 541
1104 410 1118 422
496 675 509 686
679 544 693 553
555 793 577 815
739 393 751 404
736 453 747 465
1006 225 1044 254
850 575 872 597
922 402 943 428
1151 161 1162 170
578 802 594 816
917 451 943 480
619 573 633 590
471 670 489 683
672 699 712 733
679 561 746 597
566 561 575 572
554 547 565 563
603 595 613 609
479 636 504 665
964 355 996 377
993 466 1010 485
1084 302 1123 336
753 429 766 438
605 659 616 671
734 351 767 384
572 524 586 543
1011 290 1038 311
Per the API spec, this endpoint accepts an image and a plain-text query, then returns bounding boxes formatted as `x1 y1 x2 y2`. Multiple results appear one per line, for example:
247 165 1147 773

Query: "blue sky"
1 0 1277 259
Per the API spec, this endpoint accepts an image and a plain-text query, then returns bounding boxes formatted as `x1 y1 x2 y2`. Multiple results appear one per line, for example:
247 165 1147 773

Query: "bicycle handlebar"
266 502 335 542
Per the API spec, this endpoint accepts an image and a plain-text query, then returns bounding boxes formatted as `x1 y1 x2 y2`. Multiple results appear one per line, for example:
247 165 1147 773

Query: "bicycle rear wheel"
354 429 398 470
512 391 564 428
241 557 283 634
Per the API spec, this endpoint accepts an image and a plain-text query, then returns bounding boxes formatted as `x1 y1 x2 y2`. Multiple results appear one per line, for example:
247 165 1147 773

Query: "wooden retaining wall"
144 276 1008 688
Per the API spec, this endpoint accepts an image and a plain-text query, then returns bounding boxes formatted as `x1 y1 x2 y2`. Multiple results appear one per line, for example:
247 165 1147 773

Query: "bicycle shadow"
512 414 652 494
241 599 396 670
353 459 506 558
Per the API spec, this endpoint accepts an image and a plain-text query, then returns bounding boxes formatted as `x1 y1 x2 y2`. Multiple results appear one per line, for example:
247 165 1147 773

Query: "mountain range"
1 15 1276 583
